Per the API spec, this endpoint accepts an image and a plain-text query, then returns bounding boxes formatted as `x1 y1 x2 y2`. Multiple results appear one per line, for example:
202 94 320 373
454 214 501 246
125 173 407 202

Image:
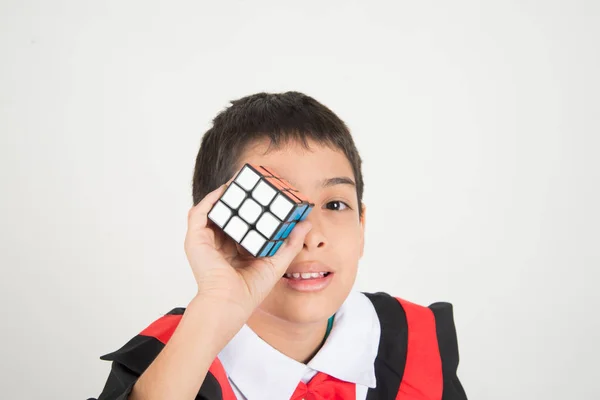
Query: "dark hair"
192 91 364 216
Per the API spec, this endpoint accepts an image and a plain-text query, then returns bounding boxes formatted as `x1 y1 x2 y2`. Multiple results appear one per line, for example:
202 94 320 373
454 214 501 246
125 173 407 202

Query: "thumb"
239 221 312 307
268 221 312 273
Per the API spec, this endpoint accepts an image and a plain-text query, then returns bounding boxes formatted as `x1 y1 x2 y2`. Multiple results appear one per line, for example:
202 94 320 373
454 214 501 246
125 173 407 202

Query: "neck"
247 309 329 364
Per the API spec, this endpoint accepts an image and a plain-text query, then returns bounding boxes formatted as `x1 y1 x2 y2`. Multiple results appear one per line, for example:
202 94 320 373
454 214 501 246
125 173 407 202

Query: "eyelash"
324 200 351 211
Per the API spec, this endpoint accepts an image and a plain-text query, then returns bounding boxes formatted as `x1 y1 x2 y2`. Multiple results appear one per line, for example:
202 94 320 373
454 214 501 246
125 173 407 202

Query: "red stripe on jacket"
395 298 443 400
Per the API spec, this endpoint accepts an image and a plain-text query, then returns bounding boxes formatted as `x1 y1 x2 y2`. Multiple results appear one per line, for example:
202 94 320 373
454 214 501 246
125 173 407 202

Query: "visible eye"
324 200 350 211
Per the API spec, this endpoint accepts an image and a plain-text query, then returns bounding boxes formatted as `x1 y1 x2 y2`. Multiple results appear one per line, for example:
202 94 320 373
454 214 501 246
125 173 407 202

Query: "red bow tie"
290 372 355 400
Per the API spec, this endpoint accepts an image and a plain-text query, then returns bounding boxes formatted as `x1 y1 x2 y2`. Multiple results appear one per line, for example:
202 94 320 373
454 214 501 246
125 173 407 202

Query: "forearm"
129 296 246 400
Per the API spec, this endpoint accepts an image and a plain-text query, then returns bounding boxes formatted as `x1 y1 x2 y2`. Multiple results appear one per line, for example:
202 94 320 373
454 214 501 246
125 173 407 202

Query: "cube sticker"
207 163 314 257
288 204 307 222
221 183 246 209
241 230 267 256
274 223 289 240
256 212 280 238
269 240 284 256
223 216 249 242
270 193 295 221
252 180 277 206
207 201 232 228
259 241 275 257
235 165 261 191
282 221 296 239
238 198 262 224
299 205 313 221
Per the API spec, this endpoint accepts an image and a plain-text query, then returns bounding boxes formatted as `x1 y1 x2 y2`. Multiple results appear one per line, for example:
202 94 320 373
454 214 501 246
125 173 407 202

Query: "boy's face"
236 138 365 324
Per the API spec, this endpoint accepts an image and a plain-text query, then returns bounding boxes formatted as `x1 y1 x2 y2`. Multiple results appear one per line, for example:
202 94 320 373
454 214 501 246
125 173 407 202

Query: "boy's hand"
184 183 312 320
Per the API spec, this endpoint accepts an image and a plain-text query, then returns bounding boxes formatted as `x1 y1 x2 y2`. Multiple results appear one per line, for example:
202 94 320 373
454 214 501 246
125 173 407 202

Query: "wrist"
185 294 249 343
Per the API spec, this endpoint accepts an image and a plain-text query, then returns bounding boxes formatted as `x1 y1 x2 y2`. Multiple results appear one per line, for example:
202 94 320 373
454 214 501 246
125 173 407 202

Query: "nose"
303 212 326 250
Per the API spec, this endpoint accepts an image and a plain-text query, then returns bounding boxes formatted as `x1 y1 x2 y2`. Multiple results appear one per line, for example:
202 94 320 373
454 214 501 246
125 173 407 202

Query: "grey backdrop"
1 1 598 399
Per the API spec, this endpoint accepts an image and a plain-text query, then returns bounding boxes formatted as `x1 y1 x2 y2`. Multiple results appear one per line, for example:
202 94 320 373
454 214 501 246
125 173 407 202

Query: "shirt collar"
306 290 380 387
218 291 381 400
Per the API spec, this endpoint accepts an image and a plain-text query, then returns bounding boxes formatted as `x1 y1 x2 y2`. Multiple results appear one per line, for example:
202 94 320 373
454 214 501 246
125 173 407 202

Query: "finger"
268 221 312 273
187 184 227 229
236 221 311 302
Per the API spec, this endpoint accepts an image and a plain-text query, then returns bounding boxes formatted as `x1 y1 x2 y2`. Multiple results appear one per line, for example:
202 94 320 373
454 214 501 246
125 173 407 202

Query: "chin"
280 302 332 324
261 283 352 324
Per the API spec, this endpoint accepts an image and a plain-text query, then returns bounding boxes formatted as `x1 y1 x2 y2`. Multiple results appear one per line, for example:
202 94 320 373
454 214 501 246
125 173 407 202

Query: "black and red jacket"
89 292 467 399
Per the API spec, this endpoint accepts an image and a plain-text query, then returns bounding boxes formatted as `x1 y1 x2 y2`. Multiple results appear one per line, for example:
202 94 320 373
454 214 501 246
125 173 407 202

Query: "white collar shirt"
218 290 381 400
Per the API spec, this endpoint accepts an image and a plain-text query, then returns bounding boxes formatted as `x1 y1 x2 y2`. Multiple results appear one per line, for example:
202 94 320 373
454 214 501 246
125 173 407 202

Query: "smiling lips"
283 271 331 279
282 261 334 292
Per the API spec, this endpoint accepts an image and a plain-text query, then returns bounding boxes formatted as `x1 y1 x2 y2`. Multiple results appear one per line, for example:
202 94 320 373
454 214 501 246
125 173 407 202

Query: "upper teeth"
284 272 327 279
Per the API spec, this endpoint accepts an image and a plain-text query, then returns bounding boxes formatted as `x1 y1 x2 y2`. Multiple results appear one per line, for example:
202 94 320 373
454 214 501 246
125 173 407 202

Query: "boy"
90 92 467 400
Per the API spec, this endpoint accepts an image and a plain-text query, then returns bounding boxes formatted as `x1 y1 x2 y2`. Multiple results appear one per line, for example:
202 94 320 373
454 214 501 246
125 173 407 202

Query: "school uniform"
90 291 467 399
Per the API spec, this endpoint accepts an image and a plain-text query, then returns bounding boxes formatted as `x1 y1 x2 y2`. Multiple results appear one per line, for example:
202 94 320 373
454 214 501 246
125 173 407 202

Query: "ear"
359 203 366 259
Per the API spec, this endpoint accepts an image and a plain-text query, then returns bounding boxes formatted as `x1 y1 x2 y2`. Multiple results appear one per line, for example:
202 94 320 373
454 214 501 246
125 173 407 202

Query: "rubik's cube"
207 164 314 257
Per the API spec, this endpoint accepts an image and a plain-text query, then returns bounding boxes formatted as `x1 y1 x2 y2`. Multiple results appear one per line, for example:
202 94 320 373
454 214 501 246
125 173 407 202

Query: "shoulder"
99 308 186 373
362 292 467 399
362 291 456 333
361 292 459 367
362 292 459 354
94 307 230 400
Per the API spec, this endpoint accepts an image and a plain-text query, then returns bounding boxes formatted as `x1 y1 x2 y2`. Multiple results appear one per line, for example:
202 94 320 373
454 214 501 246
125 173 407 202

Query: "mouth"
281 261 334 292
283 271 332 280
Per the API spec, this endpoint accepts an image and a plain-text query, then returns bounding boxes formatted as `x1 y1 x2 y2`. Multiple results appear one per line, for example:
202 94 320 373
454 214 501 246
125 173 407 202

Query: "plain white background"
1 1 598 399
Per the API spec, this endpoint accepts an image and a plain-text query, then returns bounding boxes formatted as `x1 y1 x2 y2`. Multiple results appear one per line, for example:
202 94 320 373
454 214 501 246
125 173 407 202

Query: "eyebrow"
320 176 356 188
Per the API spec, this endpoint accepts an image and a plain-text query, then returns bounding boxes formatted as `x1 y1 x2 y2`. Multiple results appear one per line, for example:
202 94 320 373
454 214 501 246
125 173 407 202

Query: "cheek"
327 217 363 255
330 212 362 232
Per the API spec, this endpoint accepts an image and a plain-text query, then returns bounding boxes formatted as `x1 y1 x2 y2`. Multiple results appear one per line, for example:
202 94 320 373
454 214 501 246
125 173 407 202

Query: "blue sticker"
282 221 296 239
287 210 297 222
299 206 313 221
293 204 307 221
259 241 275 257
274 223 288 240
269 240 284 256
